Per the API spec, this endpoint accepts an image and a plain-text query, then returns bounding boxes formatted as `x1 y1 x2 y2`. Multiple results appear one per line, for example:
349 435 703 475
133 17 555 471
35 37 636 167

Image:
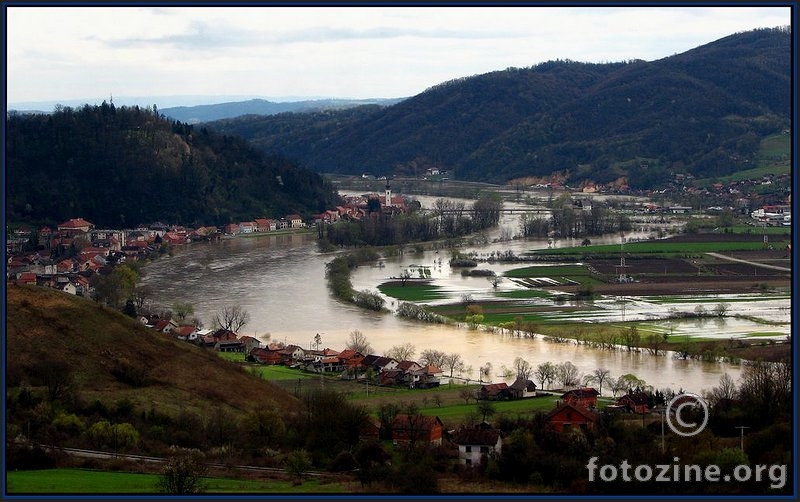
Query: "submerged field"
378 232 791 361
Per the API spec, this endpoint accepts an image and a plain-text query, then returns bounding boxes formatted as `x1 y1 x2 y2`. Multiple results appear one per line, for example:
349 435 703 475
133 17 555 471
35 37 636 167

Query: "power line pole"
735 425 750 453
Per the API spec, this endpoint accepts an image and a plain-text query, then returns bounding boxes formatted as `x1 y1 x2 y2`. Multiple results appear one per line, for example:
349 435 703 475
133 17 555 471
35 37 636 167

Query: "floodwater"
139 194 790 395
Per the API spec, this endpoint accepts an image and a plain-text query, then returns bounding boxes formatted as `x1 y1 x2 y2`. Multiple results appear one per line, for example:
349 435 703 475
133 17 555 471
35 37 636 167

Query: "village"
4 186 411 295
144 311 673 467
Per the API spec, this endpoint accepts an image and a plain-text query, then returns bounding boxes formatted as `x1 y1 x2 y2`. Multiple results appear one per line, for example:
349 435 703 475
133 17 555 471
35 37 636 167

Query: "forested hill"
207 27 790 188
6 104 342 228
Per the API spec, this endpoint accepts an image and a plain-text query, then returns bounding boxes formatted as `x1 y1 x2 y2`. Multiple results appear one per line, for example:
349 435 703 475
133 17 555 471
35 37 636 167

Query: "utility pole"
735 425 750 453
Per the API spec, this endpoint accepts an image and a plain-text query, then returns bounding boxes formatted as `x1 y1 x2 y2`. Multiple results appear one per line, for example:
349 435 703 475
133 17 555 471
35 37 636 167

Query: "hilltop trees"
6 104 341 228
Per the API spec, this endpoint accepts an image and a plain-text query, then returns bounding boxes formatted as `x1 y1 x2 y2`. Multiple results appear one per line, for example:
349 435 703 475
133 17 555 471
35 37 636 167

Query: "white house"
452 428 502 467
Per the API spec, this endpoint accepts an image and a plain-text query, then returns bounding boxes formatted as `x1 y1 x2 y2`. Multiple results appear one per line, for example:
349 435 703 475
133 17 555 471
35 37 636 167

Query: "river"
138 193 762 395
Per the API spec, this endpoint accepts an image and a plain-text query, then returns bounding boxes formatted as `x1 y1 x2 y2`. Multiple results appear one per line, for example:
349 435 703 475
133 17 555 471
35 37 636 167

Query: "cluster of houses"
6 186 416 291
146 313 668 467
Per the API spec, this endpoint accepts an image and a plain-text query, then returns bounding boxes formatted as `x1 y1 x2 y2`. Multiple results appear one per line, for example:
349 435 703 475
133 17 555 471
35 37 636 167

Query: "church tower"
385 182 392 207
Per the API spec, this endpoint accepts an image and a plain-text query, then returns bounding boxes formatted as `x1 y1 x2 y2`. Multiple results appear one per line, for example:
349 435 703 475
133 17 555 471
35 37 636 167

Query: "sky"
5 4 793 109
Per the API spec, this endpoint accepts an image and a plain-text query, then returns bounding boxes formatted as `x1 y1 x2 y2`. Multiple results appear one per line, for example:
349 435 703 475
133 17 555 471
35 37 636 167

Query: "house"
359 416 382 442
58 282 77 295
616 392 651 414
152 318 179 334
391 414 444 446
279 345 306 365
210 329 239 342
248 347 282 365
254 218 276 232
239 221 256 234
215 340 245 353
561 387 600 409
224 223 239 235
338 349 365 367
237 335 263 352
509 378 537 399
414 365 443 389
57 218 94 234
361 355 399 374
309 356 342 373
379 368 406 386
478 383 510 401
172 325 199 342
395 360 423 387
546 402 598 433
286 214 304 228
451 427 503 467
15 272 38 286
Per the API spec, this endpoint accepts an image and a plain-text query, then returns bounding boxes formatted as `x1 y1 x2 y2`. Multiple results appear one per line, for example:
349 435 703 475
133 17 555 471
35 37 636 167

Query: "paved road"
705 252 791 272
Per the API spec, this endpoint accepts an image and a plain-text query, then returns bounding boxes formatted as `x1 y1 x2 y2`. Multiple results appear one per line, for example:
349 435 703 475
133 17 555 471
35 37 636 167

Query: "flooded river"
139 219 790 395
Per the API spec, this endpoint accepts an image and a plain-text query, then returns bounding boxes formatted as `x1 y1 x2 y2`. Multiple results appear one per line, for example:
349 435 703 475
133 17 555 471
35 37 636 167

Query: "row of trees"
322 194 502 247
519 199 633 239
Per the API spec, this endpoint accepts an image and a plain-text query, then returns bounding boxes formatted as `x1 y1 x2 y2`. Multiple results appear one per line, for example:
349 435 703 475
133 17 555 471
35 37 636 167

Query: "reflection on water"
139 229 771 394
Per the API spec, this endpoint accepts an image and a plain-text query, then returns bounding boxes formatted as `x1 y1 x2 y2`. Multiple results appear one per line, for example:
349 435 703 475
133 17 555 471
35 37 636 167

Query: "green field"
5 468 346 494
529 240 783 256
377 282 448 301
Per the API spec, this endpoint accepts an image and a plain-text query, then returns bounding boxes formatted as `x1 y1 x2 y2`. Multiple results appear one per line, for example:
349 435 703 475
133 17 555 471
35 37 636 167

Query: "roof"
396 360 421 371
392 414 443 430
619 392 650 405
510 378 536 391
562 387 599 399
480 383 509 395
452 428 501 446
338 349 363 360
546 402 598 422
58 218 94 229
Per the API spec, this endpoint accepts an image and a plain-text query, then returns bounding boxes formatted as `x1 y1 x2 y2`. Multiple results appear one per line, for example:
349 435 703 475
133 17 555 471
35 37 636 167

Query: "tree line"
321 194 502 248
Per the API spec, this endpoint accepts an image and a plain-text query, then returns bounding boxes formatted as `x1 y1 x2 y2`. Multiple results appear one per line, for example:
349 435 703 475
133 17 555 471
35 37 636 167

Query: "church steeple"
385 182 391 207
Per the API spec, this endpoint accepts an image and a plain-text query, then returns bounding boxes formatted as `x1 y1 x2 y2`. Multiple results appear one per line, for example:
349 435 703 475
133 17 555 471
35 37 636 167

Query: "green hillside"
208 27 790 188
5 285 303 451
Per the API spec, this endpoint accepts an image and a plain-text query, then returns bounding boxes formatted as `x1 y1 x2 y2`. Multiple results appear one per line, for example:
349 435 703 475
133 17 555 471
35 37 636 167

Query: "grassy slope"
6 284 303 417
5 469 348 493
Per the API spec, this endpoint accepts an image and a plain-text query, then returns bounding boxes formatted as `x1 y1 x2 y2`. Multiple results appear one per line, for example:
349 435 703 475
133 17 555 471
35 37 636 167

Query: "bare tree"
706 373 737 409
347 330 373 355
442 352 464 377
384 343 415 361
459 387 475 405
609 375 627 397
535 362 556 390
556 361 580 389
713 302 730 317
420 349 447 369
513 357 533 380
590 368 611 396
132 284 152 310
213 305 250 333
397 269 412 286
487 275 504 289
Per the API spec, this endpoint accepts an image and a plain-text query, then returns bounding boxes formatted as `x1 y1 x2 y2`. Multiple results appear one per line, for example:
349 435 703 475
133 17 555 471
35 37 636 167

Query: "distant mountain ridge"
205 27 790 189
160 97 405 123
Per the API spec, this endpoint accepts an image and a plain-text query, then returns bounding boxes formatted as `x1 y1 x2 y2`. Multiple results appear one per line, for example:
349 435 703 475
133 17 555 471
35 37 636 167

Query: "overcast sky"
5 5 792 108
